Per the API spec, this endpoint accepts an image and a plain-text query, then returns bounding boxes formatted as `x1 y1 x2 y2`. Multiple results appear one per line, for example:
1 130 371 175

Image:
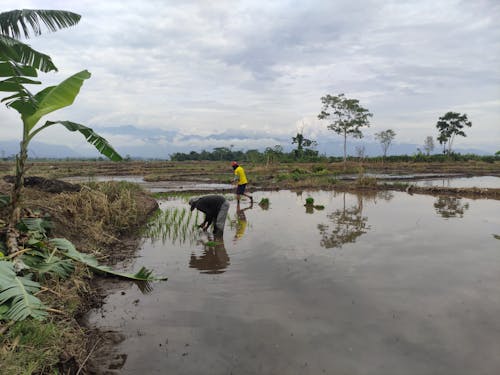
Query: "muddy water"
62 175 233 192
87 190 500 374
411 175 500 188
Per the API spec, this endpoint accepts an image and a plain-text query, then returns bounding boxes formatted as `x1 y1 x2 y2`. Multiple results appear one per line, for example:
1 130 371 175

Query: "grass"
0 319 75 375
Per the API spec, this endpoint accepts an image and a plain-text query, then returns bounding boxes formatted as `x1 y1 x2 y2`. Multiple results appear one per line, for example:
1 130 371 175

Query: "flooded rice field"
62 175 233 192
411 175 500 188
87 189 500 374
63 174 500 192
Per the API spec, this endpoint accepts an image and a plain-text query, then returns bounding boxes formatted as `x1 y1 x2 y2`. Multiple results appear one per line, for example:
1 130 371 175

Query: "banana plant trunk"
6 135 29 255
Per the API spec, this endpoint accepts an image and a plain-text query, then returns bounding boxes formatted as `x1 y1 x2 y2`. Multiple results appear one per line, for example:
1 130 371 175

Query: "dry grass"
0 179 158 374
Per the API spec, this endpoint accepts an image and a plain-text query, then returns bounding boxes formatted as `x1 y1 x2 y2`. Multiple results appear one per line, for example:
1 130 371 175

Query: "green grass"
0 320 68 375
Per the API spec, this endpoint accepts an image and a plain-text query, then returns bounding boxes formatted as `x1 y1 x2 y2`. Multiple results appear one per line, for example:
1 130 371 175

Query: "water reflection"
189 239 230 274
318 192 370 249
376 190 394 202
134 280 154 294
234 201 252 241
433 196 470 219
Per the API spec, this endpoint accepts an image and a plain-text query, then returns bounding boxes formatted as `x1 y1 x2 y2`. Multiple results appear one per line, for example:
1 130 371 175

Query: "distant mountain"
0 141 81 159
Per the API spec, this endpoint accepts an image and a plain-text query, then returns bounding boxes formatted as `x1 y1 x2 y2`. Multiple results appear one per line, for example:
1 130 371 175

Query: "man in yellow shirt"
231 161 253 203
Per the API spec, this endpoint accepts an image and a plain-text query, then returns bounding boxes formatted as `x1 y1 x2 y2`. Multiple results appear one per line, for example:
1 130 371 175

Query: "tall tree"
423 136 435 155
292 132 317 160
318 93 372 168
436 112 472 155
374 129 396 160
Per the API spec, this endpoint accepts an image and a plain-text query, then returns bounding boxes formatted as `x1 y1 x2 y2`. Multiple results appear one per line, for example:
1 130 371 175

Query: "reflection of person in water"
189 195 229 237
189 239 229 274
234 201 252 240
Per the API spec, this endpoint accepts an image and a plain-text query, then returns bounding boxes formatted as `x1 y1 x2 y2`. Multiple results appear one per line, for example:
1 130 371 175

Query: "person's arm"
204 213 215 229
199 215 208 229
233 168 240 184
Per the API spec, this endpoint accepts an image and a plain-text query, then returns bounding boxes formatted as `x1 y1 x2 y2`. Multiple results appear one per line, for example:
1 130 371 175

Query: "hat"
231 161 238 167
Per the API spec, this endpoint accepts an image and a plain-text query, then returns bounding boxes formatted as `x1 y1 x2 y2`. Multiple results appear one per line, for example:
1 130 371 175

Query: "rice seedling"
143 206 200 246
305 197 314 206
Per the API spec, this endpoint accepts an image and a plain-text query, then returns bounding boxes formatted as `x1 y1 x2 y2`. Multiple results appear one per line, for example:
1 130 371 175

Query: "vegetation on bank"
0 180 159 374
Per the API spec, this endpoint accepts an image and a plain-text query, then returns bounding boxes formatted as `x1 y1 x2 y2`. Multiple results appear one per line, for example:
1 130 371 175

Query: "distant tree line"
169 147 497 164
169 146 323 163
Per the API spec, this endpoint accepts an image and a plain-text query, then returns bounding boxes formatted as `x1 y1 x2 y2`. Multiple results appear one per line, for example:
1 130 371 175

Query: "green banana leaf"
0 9 81 39
41 120 123 161
0 261 48 321
50 238 167 281
21 70 91 131
0 9 81 73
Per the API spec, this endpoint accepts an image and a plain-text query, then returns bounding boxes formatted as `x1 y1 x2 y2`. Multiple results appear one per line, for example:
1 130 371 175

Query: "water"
63 174 500 191
411 175 500 188
62 175 233 192
87 190 500 374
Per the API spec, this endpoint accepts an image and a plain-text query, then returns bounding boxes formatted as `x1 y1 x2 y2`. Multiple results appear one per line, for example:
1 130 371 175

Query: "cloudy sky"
0 0 499 156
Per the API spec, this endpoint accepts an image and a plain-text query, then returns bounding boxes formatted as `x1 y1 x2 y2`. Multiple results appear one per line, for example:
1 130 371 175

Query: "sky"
0 0 499 157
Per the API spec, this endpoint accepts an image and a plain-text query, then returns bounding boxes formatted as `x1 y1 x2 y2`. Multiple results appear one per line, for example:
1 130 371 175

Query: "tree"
374 129 396 160
264 145 283 166
0 10 121 254
436 112 472 155
423 136 435 155
318 93 372 168
291 132 317 160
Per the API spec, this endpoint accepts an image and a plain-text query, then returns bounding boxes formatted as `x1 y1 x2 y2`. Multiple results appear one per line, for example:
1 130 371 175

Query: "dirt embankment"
0 176 159 374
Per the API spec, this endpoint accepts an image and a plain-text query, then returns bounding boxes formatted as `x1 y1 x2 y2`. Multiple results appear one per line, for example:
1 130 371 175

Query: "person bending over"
189 195 229 236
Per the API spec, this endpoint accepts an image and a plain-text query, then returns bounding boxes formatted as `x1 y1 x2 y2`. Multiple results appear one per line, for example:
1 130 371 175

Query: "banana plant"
1 69 122 254
0 9 81 73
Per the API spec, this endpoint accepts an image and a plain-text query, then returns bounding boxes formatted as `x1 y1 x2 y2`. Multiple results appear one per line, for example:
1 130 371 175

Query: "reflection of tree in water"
189 241 230 274
318 193 370 249
433 196 469 218
376 190 394 202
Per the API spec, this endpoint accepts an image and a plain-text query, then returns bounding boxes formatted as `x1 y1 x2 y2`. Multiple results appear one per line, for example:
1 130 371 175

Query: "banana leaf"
0 261 47 321
50 238 167 281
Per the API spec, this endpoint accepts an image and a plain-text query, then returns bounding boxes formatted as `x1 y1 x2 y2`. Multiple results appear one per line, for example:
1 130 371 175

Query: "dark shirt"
192 195 226 222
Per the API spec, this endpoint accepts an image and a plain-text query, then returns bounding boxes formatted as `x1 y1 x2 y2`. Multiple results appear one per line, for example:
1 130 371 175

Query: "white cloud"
0 0 498 155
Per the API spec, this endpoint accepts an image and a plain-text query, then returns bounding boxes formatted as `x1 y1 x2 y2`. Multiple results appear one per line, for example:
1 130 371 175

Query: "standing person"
189 195 229 237
231 161 253 203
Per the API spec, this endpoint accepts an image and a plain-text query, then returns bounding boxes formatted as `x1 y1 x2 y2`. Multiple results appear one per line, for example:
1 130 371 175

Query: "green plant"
0 9 122 255
259 198 269 205
318 93 372 169
143 206 199 245
0 217 166 322
305 197 314 206
0 319 65 373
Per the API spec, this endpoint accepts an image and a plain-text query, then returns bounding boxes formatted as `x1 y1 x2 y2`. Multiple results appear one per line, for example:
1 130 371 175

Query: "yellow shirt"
234 166 248 185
